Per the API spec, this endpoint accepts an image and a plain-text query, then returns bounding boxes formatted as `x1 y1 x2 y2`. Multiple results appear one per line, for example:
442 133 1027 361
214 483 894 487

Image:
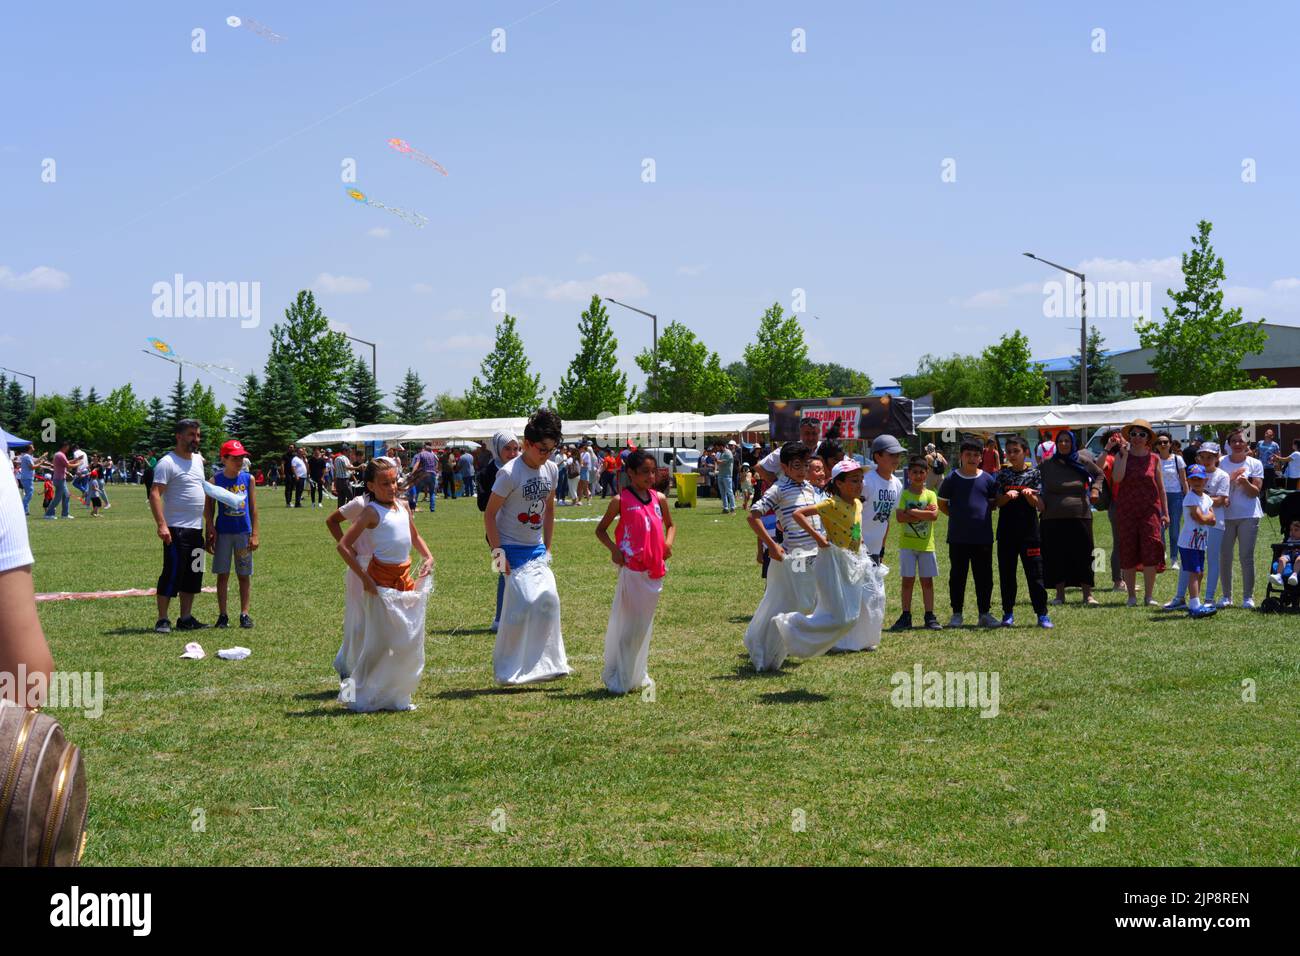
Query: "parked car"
641 447 700 473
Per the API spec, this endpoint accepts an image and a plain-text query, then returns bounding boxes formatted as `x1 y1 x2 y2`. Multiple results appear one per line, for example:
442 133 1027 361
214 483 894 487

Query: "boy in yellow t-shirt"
893 455 941 630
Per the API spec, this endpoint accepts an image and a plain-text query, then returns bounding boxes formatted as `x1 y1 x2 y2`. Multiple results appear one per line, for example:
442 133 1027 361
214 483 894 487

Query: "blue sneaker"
1162 598 1187 611
1037 614 1054 629
1190 604 1218 619
1000 613 1014 627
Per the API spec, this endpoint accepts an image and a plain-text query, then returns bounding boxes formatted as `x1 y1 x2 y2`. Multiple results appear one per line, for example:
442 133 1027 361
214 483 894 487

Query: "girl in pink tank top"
596 450 677 694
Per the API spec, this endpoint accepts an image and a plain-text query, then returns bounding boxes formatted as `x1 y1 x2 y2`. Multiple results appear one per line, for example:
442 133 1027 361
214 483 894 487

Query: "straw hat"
1122 419 1155 442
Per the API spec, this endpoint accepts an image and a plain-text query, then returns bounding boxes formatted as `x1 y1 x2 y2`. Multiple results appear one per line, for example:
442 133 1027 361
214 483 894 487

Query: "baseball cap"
727 439 737 447
1198 442 1221 455
830 459 862 479
871 434 905 455
1187 464 1207 479
220 439 248 458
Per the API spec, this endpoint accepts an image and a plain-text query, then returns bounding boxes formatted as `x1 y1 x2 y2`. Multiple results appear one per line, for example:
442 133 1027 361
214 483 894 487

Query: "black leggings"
949 542 993 615
997 536 1048 617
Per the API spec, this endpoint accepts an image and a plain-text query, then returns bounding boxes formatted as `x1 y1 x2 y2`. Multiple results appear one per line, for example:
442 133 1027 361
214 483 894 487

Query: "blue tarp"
1 428 31 449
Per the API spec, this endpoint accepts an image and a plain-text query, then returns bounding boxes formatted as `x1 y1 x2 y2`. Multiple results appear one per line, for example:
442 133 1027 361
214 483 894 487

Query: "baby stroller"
1258 489 1300 613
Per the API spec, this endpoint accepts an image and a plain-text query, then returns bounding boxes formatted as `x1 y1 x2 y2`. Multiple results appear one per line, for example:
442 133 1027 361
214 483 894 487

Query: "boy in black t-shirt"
994 435 1051 629
938 439 1000 628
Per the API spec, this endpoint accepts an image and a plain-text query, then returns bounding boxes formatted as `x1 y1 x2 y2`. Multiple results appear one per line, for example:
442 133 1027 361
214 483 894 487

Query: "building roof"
1034 349 1131 374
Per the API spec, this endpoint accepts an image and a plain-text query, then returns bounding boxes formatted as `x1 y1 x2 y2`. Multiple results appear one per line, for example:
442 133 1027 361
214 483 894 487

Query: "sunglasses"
1156 439 1170 445
1130 430 1150 439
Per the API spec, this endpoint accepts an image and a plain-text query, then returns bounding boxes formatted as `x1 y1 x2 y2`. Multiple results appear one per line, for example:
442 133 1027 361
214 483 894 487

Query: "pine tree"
5 378 31 434
1136 219 1273 394
339 357 386 425
255 355 308 462
741 303 826 409
68 386 85 411
269 289 355 430
465 315 544 417
166 368 188 427
142 398 170 456
391 368 431 423
225 374 262 446
187 380 227 463
0 374 7 430
552 295 632 419
1059 328 1126 405
85 387 101 405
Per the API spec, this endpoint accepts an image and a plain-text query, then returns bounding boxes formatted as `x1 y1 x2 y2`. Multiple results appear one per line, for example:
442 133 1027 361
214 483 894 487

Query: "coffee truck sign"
768 395 915 443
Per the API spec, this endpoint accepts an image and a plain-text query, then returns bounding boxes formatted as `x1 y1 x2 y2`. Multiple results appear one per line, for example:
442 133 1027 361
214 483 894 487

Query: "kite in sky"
143 337 244 387
387 138 448 176
226 15 285 42
345 187 428 228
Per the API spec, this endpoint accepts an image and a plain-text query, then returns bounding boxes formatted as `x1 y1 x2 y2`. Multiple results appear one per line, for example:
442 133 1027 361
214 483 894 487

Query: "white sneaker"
1290 573 1299 587
948 613 963 628
1171 560 1180 570
1217 597 1233 608
1242 597 1256 610
1271 573 1284 586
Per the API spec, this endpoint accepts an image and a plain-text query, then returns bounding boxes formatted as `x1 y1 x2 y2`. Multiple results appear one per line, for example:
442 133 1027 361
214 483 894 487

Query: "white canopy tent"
396 418 526 443
916 406 1054 432
918 396 1200 433
297 424 418 446
1167 388 1300 424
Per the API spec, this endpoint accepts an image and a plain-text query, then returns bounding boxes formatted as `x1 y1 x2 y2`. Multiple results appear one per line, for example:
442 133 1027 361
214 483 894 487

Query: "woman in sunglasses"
1111 419 1170 606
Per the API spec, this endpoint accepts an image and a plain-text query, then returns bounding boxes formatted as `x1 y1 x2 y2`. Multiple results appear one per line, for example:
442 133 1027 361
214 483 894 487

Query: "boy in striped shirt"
744 442 824 670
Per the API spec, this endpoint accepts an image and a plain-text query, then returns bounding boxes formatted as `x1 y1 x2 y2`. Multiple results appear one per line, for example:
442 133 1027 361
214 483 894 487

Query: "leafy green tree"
720 362 754 413
741 302 826 408
977 331 1048 406
1058 328 1127 405
810 361 873 397
430 391 472 421
255 355 308 463
465 315 544 417
897 353 986 412
269 289 355 431
225 374 262 446
1136 219 1273 394
24 395 70 452
634 321 734 413
187 381 228 462
339 357 386 425
77 385 148 458
392 369 432 423
553 295 632 419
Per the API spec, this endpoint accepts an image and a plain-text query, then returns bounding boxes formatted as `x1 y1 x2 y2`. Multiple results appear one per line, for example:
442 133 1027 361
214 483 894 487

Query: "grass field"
28 484 1300 866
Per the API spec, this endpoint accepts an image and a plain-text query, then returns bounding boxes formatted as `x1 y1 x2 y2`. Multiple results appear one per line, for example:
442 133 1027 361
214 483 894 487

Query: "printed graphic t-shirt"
897 487 938 552
491 456 559 547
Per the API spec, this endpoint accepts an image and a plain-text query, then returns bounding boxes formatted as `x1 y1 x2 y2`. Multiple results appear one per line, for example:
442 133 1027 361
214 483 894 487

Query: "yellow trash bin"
674 472 699 507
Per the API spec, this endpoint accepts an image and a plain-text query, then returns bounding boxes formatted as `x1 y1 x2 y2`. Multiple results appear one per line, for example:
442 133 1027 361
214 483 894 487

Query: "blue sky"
3 1 1298 412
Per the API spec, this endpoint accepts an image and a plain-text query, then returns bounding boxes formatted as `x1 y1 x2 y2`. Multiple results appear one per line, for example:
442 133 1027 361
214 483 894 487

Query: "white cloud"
677 263 708 277
314 272 371 294
955 257 1183 310
1076 256 1181 281
366 227 391 239
513 272 648 303
328 320 354 336
411 282 434 294
1224 277 1300 313
0 264 71 291
951 281 1039 309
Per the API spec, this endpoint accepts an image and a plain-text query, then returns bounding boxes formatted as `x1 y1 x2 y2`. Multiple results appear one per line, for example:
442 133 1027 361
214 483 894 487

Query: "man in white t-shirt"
148 419 209 633
1276 439 1300 490
757 417 822 485
290 451 308 508
1217 429 1264 608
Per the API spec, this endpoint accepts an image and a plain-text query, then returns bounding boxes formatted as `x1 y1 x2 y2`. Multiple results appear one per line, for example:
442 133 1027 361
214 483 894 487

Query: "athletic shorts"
898 549 938 578
158 526 205 597
214 532 254 576
1178 546 1205 575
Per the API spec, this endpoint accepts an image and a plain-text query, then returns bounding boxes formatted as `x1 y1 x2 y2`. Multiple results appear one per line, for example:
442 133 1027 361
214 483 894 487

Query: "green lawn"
28 485 1299 865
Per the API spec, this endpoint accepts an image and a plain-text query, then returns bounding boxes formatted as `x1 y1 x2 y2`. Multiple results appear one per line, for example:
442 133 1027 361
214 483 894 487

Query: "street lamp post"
603 297 658 401
1024 253 1087 405
343 335 377 383
0 366 36 405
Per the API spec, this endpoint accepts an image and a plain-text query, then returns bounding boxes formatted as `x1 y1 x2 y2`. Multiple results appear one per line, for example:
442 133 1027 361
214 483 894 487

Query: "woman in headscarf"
478 430 520 631
1039 429 1106 606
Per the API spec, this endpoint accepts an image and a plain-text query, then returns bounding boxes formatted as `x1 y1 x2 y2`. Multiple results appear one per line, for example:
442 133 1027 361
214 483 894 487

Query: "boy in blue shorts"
1178 464 1218 618
205 439 260 629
